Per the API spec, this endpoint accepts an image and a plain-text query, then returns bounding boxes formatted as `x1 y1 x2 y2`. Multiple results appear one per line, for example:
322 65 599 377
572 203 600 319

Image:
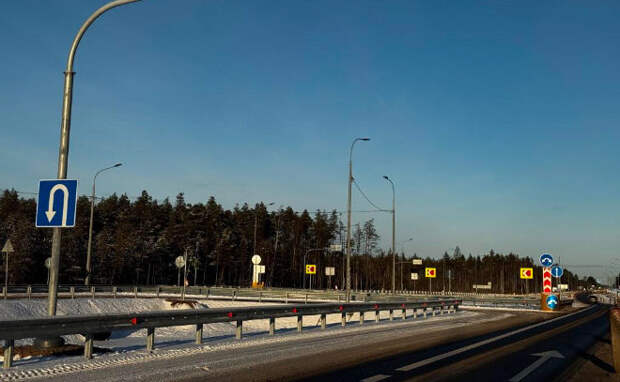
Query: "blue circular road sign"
546 295 558 309
539 253 554 267
551 265 563 278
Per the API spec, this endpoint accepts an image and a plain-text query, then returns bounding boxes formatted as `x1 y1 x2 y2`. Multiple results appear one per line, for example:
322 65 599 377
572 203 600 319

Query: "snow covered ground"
0 297 486 380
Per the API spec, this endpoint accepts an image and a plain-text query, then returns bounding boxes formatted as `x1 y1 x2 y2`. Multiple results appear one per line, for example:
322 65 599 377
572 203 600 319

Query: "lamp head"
383 175 389 180
361 138 370 141
114 163 123 167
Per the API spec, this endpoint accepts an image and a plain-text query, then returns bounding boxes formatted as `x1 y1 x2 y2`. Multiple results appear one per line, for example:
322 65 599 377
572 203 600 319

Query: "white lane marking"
509 350 564 382
360 374 391 382
396 306 594 372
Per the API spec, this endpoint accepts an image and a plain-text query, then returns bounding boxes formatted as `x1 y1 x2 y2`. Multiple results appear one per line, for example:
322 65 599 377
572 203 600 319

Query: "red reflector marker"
227 312 233 318
339 306 344 311
130 317 138 325
374 304 379 310
292 308 298 313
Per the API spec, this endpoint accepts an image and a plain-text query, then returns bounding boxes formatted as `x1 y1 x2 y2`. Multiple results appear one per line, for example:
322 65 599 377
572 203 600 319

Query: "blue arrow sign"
551 265 563 278
35 179 78 228
546 295 558 309
539 253 554 267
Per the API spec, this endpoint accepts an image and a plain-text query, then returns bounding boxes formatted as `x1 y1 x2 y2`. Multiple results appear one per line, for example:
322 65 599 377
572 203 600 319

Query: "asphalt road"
302 304 609 382
13 304 606 382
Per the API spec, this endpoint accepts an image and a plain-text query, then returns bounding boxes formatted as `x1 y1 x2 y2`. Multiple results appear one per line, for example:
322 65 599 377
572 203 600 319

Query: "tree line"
0 189 593 292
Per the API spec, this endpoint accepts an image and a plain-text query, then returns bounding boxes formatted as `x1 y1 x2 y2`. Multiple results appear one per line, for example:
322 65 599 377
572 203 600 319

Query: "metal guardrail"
0 299 461 369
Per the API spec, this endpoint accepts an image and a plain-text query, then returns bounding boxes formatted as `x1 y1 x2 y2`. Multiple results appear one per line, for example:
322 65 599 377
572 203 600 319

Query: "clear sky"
1 1 619 281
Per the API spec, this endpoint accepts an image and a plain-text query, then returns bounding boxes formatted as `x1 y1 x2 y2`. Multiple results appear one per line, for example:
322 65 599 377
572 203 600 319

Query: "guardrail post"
146 328 155 352
285 293 289 304
305 294 308 304
113 287 117 299
236 320 243 339
156 286 160 298
232 290 235 301
375 310 380 323
412 308 416 320
84 334 93 359
402 308 406 320
432 307 436 317
359 312 364 325
269 317 276 335
3 339 14 369
27 285 32 300
423 308 427 319
2 286 6 300
321 314 327 329
259 291 262 303
389 309 393 321
70 286 75 299
206 288 210 300
297 315 303 332
91 286 96 299
195 324 203 345
134 286 138 298
337 295 341 303
341 312 346 327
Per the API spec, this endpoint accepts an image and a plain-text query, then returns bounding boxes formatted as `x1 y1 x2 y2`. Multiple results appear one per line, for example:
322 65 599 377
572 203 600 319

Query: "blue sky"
1 1 619 281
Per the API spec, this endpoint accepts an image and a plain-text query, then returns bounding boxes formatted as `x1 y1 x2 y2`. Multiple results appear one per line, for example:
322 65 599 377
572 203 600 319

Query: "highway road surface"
5 303 608 382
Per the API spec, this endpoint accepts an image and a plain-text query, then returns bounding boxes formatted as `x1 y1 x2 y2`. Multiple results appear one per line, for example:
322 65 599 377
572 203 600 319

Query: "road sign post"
36 179 79 324
2 240 14 298
251 255 262 288
425 267 436 293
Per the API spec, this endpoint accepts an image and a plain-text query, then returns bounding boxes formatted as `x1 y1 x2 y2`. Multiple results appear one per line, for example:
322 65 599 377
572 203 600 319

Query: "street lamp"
383 176 396 293
85 163 122 286
47 0 140 318
346 137 370 302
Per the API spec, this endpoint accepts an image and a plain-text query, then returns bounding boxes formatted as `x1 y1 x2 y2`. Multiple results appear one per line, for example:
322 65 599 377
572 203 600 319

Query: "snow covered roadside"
0 298 499 378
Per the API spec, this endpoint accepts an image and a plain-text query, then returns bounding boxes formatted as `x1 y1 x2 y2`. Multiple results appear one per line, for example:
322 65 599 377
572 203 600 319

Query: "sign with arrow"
425 268 436 278
305 264 316 274
1 239 14 254
543 267 552 293
520 268 533 279
551 265 563 278
546 295 559 309
539 253 554 267
509 351 564 382
35 179 78 228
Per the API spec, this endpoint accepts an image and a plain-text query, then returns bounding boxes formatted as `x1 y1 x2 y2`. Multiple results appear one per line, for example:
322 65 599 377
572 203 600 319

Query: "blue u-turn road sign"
551 265 564 278
539 253 554 267
546 295 559 309
35 179 78 228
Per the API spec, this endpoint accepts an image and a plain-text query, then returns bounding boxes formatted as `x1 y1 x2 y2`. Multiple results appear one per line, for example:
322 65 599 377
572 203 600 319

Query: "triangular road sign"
1 239 14 253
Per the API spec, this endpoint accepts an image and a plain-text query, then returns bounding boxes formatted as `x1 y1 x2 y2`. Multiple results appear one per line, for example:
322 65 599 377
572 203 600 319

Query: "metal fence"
0 299 461 369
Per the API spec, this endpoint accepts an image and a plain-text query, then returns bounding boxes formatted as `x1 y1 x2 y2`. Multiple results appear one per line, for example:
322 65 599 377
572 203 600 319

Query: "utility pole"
346 137 370 302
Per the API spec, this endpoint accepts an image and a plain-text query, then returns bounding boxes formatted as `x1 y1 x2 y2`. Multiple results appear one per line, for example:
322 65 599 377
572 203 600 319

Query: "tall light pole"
346 137 370 302
383 176 396 293
47 0 141 318
85 163 122 286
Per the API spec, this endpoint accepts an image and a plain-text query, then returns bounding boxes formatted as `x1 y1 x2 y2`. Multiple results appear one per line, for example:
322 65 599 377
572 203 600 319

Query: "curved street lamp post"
47 0 141 318
85 163 122 286
345 137 370 302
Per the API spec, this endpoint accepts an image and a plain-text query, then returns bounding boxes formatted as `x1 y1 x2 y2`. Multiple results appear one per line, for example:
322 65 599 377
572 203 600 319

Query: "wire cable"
352 179 389 212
